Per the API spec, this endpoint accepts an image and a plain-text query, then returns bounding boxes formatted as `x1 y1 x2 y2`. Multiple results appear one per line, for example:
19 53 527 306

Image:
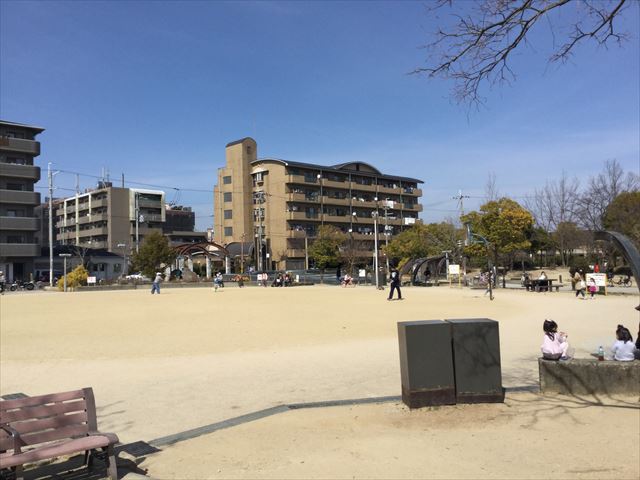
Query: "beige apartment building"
214 138 423 271
55 185 165 253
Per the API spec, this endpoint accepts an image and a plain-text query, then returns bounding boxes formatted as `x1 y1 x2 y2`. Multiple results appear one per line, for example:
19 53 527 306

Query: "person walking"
0 270 5 295
574 270 586 299
151 272 162 294
387 267 402 301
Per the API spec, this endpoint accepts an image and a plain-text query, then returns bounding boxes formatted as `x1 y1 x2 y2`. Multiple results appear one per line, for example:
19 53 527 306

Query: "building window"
224 227 233 237
224 209 233 219
114 263 122 273
5 183 25 191
223 176 232 184
6 157 26 165
223 192 232 202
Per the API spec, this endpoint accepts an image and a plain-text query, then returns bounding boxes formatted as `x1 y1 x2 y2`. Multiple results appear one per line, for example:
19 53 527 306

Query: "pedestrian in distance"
151 272 162 294
574 271 586 299
0 270 5 295
387 267 402 301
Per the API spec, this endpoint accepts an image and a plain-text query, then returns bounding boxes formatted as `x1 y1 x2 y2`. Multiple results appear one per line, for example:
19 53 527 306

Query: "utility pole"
382 200 391 274
317 173 324 227
254 191 266 271
372 202 380 290
304 232 309 270
240 233 245 273
453 190 470 220
135 192 140 253
47 163 60 286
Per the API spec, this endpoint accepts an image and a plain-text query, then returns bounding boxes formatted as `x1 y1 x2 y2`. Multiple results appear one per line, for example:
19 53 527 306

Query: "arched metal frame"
173 241 229 259
594 230 640 295
399 255 448 285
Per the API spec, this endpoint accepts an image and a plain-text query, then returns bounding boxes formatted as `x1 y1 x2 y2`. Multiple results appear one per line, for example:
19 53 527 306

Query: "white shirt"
611 340 636 361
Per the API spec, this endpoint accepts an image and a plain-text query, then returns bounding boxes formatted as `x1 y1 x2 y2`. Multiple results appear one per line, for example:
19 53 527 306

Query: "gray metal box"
446 318 504 403
397 320 456 408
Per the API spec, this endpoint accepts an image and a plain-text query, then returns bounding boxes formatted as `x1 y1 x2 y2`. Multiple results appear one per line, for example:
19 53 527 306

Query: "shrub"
57 265 89 291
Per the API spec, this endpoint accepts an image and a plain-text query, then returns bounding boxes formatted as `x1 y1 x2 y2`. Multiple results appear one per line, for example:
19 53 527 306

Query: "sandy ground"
1 284 638 479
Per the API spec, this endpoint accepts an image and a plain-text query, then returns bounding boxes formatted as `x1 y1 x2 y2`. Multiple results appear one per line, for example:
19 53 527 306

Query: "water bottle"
597 346 604 361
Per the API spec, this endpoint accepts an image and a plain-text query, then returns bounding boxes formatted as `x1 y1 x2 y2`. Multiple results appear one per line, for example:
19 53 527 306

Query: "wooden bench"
0 388 118 480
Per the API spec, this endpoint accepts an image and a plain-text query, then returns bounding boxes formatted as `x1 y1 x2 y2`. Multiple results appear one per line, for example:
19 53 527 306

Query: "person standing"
387 267 402 301
151 272 162 294
0 270 5 294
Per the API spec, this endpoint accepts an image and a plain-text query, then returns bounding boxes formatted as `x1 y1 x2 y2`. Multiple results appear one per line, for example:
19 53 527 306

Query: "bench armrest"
0 424 23 454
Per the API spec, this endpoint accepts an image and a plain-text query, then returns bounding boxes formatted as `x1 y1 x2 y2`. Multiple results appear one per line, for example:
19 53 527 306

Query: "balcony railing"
0 216 39 231
0 243 39 257
0 137 40 155
0 189 40 205
0 164 41 181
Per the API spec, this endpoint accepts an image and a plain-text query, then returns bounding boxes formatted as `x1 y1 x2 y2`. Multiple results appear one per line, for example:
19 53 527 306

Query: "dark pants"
388 283 402 300
575 288 585 298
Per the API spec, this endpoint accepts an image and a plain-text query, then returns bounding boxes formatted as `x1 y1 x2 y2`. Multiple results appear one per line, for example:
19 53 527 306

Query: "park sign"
586 273 607 287
87 276 97 285
448 264 460 275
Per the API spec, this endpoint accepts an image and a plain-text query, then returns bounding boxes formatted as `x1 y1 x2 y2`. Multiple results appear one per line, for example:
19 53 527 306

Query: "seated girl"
541 319 571 360
611 325 636 362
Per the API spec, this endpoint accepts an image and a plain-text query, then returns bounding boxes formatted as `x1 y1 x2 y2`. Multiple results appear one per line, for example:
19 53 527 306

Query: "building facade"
0 120 44 281
214 138 423 271
54 185 165 254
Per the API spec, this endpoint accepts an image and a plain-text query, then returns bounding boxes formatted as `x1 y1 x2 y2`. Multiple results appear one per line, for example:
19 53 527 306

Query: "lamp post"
465 223 493 301
59 253 72 292
372 203 380 290
240 233 245 274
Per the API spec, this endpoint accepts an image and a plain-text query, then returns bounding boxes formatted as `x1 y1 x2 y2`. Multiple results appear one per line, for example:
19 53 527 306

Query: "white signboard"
448 264 460 275
358 269 366 278
87 276 97 284
586 273 607 287
403 217 416 225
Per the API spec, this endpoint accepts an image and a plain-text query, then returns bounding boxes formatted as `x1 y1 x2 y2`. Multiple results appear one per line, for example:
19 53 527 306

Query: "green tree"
462 198 534 269
603 191 640 248
308 225 346 282
130 231 176 278
384 222 462 267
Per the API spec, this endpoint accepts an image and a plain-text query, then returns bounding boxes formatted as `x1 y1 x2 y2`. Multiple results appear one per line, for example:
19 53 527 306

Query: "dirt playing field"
1 284 638 479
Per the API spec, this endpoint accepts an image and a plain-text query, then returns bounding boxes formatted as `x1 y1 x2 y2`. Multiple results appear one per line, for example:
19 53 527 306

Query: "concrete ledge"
539 358 640 395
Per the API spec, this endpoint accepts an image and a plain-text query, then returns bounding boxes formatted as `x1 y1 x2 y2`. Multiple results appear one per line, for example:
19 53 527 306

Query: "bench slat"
1 400 87 424
21 424 89 447
11 411 89 435
0 389 86 411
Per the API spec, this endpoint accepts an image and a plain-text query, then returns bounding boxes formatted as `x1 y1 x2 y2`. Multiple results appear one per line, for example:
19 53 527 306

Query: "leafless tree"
576 159 640 230
484 172 500 201
526 171 580 231
413 0 631 105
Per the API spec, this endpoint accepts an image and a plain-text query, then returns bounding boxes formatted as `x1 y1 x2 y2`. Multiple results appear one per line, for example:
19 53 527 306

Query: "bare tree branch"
413 0 630 106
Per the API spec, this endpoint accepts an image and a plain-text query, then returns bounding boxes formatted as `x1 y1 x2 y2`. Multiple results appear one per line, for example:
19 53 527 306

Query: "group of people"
271 272 292 287
541 319 639 362
573 270 599 299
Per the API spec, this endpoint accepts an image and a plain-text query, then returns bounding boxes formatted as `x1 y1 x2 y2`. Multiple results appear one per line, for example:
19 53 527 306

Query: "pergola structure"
173 241 229 279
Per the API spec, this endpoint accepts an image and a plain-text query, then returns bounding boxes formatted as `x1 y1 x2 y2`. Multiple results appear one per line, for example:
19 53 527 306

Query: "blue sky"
2 0 639 230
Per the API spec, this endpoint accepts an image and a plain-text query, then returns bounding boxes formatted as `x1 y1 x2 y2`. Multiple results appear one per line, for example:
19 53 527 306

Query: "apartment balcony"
0 216 39 231
287 230 307 238
350 182 376 192
137 199 161 209
351 198 378 209
89 198 108 209
0 189 40 206
399 187 422 197
286 249 307 258
0 137 40 155
323 214 351 223
349 232 376 241
0 163 41 181
321 179 347 189
323 196 350 206
403 203 423 212
140 213 163 223
79 226 108 236
287 211 318 221
0 243 39 257
287 193 319 203
287 174 316 185
377 185 402 195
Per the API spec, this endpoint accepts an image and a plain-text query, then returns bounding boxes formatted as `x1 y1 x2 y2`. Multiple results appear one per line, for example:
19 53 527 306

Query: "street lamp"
372 202 380 290
465 223 494 301
59 253 72 292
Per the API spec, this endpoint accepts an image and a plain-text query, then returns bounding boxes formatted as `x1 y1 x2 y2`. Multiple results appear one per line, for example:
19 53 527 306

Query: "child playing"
588 278 598 299
541 319 571 360
611 325 636 362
